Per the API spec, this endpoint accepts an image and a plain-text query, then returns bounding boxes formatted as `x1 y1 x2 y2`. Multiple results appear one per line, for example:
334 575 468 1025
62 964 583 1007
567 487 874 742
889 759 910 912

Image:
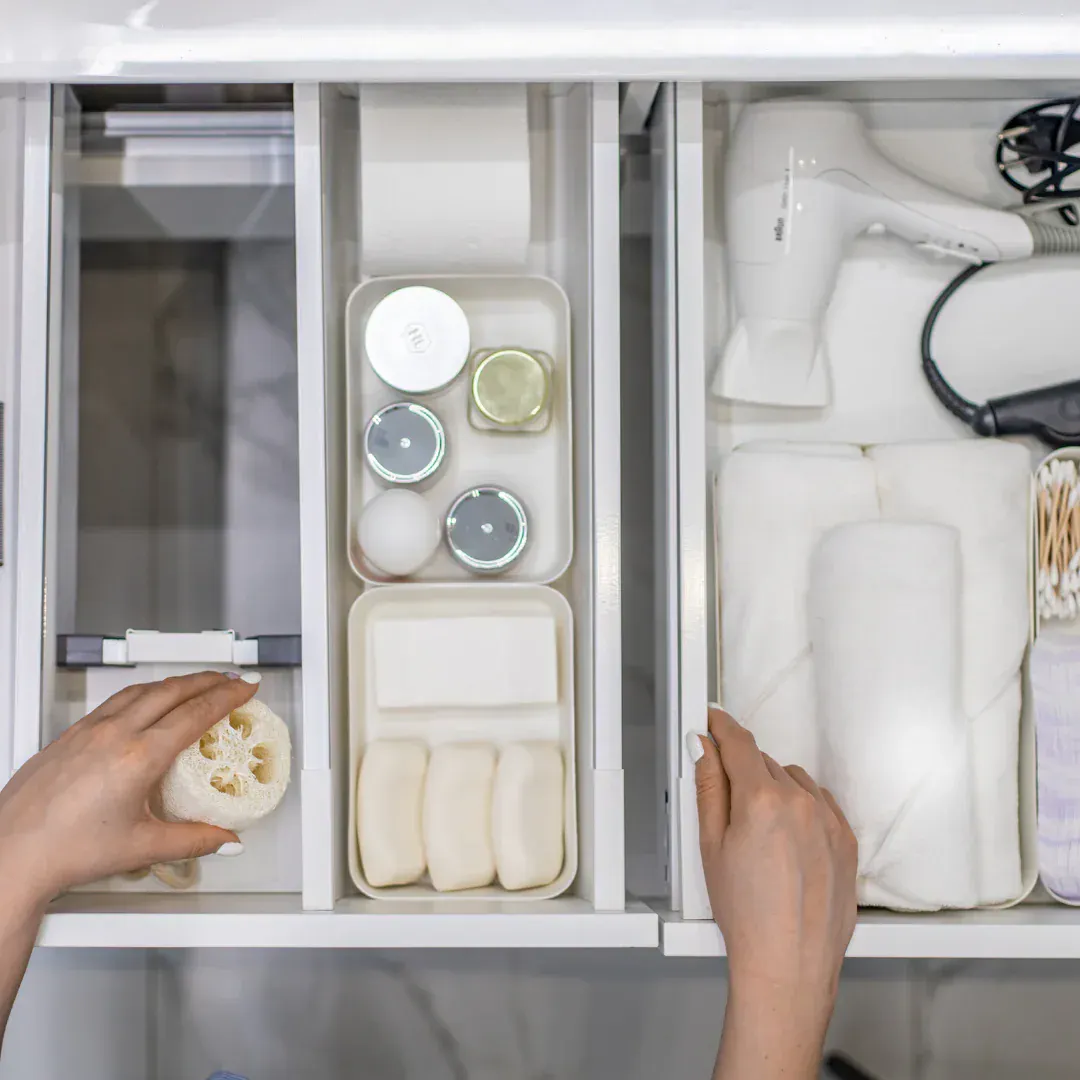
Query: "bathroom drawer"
654 81 1080 958
1 82 656 948
297 82 651 942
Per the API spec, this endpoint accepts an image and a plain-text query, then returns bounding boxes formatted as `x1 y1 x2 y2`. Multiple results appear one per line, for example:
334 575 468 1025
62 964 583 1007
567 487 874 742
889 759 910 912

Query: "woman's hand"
690 706 858 1080
0 671 259 908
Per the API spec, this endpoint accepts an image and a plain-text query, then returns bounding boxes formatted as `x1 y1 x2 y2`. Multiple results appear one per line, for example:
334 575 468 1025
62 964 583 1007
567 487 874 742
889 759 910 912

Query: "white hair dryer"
715 99 1062 408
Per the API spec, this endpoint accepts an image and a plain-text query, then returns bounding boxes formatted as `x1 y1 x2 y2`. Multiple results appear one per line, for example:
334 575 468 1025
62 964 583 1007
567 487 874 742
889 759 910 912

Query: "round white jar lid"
364 286 470 395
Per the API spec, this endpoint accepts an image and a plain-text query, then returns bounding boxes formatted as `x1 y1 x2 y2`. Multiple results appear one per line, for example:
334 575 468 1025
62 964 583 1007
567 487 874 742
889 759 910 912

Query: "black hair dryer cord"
921 261 1080 447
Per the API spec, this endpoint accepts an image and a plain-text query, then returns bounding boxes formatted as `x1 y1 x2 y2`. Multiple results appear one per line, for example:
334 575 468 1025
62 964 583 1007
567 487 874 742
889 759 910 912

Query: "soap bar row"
357 740 565 893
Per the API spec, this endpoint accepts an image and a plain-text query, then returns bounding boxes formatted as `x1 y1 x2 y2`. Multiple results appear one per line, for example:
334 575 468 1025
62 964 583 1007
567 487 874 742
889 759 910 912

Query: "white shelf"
4 2 1080 81
39 896 658 949
660 908 1080 960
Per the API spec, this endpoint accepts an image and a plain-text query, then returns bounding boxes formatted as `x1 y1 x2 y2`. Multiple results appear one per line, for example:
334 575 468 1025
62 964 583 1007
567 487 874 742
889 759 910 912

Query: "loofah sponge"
161 699 291 833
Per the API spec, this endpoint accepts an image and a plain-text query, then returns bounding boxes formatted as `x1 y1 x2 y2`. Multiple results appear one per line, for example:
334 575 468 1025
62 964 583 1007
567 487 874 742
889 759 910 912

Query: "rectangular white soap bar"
423 743 497 892
493 743 565 891
357 740 428 888
373 615 558 710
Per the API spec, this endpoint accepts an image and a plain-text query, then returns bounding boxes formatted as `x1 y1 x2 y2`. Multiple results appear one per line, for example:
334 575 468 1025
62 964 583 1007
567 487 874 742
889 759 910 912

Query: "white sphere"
358 489 441 578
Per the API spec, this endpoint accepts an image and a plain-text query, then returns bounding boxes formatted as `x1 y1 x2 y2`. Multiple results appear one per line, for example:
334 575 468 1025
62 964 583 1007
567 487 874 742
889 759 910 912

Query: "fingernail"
216 841 245 857
708 701 723 711
240 672 262 685
686 732 706 764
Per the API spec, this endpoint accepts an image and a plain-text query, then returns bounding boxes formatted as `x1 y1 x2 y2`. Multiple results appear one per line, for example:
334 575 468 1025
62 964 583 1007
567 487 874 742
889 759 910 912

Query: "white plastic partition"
0 88 27 788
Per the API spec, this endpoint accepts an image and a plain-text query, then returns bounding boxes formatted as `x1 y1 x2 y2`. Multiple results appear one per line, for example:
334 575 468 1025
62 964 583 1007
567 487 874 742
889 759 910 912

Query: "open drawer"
301 82 653 944
1 82 655 947
655 81 1080 958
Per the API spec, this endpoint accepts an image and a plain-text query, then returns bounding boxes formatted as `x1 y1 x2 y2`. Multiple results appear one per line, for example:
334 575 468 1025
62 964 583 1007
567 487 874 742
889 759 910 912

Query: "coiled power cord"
920 101 1080 447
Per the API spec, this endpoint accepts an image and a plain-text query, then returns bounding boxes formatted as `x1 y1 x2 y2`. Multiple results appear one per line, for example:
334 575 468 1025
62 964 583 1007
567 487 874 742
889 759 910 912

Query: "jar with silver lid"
445 486 529 574
364 402 446 486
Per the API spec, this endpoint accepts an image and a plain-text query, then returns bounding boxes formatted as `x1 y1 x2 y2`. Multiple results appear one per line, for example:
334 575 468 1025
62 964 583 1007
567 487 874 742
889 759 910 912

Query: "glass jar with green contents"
469 348 553 432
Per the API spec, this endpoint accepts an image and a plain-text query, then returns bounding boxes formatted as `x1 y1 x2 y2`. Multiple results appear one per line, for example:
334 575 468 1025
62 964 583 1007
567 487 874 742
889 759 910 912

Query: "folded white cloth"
717 444 880 776
1032 632 1080 900
810 522 979 911
869 440 1029 905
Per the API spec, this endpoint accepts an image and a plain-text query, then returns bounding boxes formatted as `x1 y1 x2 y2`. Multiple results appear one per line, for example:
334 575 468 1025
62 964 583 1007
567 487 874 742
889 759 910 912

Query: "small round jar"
445 486 528 574
357 489 442 578
364 402 446 486
471 348 550 427
364 286 470 395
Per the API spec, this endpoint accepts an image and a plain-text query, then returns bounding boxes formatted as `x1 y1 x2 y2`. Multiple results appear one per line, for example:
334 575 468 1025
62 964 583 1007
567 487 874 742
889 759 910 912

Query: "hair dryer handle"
832 168 1034 262
981 381 1080 447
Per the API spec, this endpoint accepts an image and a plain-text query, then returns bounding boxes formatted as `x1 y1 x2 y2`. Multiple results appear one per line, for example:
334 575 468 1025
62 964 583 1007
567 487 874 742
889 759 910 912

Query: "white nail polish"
240 671 262 685
686 732 706 764
708 701 723 712
216 841 245 857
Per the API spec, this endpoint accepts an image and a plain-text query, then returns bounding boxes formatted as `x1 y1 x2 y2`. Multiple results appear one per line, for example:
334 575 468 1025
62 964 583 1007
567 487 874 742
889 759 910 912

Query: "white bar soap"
357 740 428 888
493 743 565 891
373 615 558 710
423 743 497 892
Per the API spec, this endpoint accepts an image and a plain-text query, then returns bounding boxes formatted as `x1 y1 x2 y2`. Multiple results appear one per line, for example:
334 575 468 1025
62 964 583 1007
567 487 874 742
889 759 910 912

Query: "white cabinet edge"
659 909 1080 959
6 20 1080 80
37 902 659 949
10 85 53 772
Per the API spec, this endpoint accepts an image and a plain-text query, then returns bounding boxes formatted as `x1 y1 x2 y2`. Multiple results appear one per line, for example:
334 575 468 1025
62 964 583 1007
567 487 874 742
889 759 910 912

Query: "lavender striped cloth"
1034 632 1080 900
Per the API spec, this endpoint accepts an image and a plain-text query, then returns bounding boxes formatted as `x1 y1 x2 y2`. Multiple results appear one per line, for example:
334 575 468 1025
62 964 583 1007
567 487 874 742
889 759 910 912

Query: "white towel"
810 522 979 911
717 444 880 776
869 440 1029 905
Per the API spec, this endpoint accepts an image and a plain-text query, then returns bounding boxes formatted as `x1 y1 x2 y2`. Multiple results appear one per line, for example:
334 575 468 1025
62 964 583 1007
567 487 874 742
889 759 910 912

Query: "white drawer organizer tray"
345 274 573 584
655 81 1080 959
347 584 578 900
0 82 652 948
1032 446 1080 908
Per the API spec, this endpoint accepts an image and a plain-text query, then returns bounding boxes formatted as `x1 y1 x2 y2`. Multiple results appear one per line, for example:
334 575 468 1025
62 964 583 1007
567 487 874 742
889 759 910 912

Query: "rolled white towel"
869 439 1029 905
810 521 979 911
717 443 879 775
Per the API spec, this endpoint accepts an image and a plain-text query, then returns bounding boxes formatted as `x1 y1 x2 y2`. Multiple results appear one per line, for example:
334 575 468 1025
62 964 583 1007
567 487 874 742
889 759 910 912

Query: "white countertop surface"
3 0 1080 81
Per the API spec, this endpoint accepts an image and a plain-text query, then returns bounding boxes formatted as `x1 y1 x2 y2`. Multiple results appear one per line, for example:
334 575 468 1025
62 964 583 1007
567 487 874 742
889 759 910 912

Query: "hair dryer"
714 98 1074 408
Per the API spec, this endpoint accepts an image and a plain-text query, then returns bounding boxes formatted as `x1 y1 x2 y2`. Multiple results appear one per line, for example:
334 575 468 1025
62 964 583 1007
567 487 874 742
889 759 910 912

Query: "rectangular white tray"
1033 446 1080 906
346 582 578 901
345 274 573 584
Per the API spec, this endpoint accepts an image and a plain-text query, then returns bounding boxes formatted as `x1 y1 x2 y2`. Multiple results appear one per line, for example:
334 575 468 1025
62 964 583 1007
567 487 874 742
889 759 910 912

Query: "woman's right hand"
0 672 258 908
689 706 858 1078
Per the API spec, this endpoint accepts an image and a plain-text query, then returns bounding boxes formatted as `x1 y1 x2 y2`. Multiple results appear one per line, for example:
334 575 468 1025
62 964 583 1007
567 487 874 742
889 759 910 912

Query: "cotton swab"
1038 458 1080 625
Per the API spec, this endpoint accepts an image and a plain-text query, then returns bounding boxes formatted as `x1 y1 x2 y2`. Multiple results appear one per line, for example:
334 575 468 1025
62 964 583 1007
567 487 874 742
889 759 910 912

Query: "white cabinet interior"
2 81 656 949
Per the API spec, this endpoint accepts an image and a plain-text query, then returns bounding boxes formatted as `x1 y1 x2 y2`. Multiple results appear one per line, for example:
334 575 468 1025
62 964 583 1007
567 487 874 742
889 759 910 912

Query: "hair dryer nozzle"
713 317 830 408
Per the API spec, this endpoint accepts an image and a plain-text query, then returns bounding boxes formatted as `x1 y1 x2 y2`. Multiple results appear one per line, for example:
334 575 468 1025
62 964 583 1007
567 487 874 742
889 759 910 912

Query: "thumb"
135 820 240 866
689 721 729 851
